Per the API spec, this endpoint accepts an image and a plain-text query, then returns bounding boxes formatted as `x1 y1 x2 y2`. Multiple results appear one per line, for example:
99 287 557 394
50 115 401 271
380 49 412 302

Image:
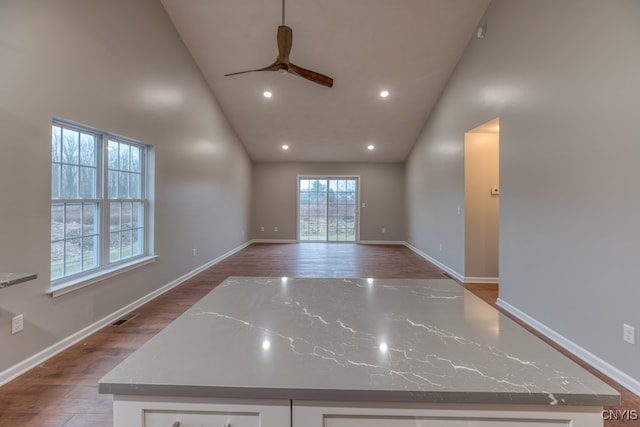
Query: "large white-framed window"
51 119 153 295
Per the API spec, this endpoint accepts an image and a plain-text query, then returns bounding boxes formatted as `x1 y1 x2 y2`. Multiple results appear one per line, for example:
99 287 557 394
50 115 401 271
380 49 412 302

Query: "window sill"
48 255 158 298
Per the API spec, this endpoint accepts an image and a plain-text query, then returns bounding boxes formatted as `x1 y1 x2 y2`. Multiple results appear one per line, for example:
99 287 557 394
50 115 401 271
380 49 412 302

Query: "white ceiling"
160 0 491 163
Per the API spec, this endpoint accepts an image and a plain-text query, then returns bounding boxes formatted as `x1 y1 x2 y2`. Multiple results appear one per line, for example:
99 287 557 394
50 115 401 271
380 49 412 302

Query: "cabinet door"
293 401 603 427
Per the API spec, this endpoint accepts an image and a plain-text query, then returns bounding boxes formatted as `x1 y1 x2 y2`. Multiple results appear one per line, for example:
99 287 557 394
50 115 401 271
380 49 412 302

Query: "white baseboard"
0 240 252 387
403 243 498 284
359 240 405 245
252 239 405 245
497 298 640 397
464 276 499 284
404 242 465 282
251 239 298 244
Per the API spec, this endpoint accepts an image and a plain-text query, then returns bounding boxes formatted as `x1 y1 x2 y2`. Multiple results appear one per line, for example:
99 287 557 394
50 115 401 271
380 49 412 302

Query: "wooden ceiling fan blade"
288 63 333 88
224 63 281 77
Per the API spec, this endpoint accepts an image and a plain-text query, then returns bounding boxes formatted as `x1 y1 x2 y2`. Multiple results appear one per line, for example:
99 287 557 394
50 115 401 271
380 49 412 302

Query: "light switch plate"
11 314 24 334
623 324 635 344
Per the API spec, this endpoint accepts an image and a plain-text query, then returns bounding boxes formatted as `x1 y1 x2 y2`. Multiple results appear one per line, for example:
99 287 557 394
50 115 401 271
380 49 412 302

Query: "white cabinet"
292 401 604 427
113 396 290 427
113 396 604 427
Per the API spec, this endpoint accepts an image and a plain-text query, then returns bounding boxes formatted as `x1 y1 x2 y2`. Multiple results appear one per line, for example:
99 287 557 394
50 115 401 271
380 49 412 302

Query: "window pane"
130 174 140 198
61 164 79 199
132 228 142 256
64 204 82 239
110 202 121 232
79 166 96 198
51 204 64 242
108 170 118 199
132 202 140 228
122 202 132 230
119 143 130 171
51 241 64 280
130 145 141 172
64 238 82 275
122 229 132 259
118 172 129 198
82 236 98 270
108 140 118 169
51 164 61 199
52 126 62 162
109 232 121 262
62 128 79 164
82 203 97 235
79 133 96 166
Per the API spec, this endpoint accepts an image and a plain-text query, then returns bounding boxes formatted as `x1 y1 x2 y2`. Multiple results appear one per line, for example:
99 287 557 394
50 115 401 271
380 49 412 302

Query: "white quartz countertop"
99 277 619 406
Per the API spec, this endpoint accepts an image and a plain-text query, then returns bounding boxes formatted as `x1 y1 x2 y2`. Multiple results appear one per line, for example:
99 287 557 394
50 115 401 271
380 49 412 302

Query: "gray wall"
0 0 251 373
252 163 405 242
407 0 640 382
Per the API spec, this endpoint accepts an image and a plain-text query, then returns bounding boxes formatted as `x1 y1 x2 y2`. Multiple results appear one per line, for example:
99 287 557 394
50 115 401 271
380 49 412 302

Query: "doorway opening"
298 177 359 242
464 118 500 282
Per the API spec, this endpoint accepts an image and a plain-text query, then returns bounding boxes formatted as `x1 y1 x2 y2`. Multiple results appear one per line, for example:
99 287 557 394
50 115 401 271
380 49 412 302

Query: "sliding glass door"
298 177 359 242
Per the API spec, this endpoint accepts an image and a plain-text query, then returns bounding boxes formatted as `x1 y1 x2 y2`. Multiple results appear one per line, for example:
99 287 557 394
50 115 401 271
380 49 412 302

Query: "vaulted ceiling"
160 0 491 162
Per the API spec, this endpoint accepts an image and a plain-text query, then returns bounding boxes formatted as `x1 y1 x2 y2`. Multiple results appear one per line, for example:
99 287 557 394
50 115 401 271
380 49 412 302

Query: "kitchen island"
99 277 619 426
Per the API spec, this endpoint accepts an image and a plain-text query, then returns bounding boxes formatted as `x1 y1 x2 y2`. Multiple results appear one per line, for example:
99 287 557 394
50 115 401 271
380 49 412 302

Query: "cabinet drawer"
324 418 569 427
113 396 290 427
145 410 258 427
293 401 603 427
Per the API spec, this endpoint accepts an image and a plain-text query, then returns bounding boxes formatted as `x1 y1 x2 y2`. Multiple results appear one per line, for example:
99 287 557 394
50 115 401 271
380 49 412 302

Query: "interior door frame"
296 175 361 243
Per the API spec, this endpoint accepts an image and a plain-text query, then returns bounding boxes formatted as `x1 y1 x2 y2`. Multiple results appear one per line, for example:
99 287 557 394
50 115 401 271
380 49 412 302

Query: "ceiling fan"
224 0 334 88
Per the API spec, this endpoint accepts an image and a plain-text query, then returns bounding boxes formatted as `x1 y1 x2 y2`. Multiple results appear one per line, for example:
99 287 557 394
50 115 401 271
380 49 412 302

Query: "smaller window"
51 119 152 288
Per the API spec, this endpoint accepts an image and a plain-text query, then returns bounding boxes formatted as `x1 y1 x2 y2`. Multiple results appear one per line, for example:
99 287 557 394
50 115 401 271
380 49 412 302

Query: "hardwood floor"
0 243 638 426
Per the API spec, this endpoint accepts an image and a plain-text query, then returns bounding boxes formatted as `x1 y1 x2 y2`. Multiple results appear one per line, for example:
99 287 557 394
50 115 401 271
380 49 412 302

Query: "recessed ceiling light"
380 90 389 98
282 144 289 150
263 91 272 98
367 144 375 150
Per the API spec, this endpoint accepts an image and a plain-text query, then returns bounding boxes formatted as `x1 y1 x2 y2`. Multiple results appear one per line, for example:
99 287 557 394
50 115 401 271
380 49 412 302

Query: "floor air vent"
110 313 139 327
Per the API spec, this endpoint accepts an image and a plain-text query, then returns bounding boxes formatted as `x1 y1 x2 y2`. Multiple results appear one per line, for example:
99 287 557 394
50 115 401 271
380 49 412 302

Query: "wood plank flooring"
0 243 638 426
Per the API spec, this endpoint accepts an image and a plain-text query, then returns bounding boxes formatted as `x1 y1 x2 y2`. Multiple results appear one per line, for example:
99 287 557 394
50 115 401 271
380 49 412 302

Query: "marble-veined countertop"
99 277 619 406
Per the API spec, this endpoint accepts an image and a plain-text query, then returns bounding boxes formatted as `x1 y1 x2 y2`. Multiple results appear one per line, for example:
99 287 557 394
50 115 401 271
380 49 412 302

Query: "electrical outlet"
192 248 196 257
274 227 278 232
382 227 386 233
439 243 443 252
11 314 23 334
261 226 264 232
623 324 635 344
